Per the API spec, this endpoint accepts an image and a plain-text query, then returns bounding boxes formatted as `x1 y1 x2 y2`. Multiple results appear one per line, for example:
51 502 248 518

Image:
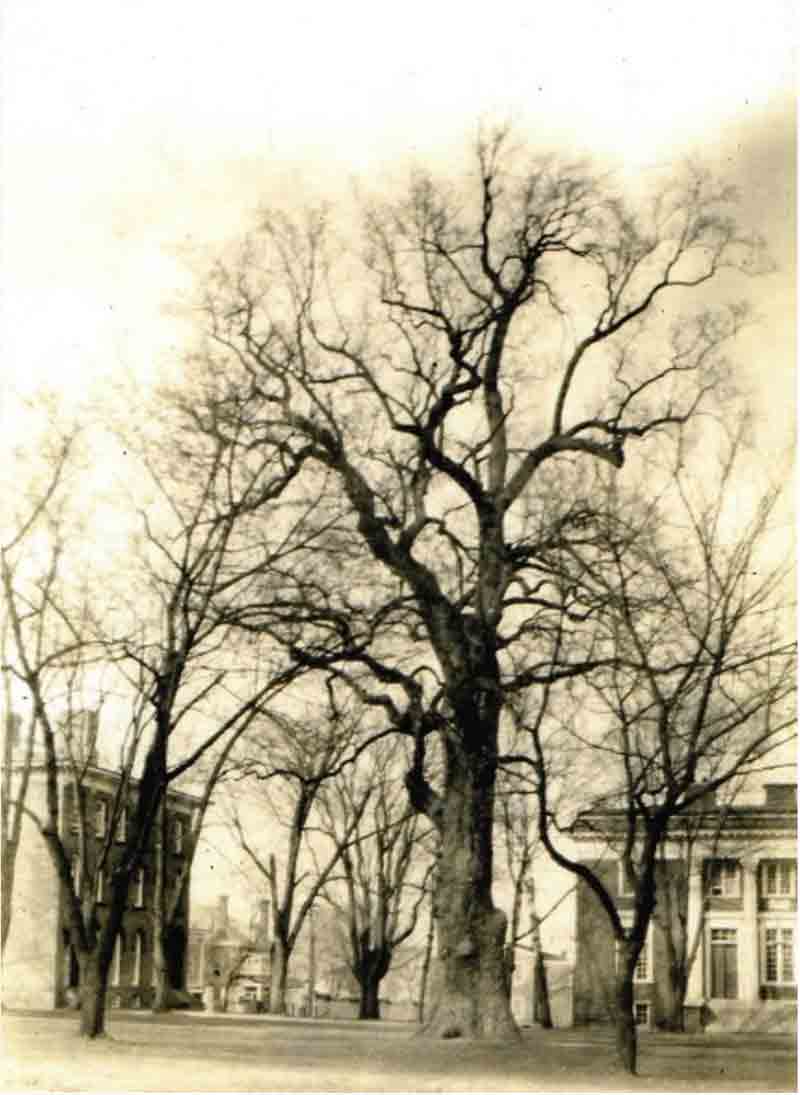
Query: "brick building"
572 784 797 1032
2 759 198 1010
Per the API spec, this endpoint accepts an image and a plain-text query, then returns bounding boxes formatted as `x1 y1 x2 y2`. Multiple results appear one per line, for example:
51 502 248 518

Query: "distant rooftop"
572 782 797 840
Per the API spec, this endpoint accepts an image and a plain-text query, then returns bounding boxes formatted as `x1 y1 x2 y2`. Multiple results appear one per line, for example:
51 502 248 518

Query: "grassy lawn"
1 1011 796 1092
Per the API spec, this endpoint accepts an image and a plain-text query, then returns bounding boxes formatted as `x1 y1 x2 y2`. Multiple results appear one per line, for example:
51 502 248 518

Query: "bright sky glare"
3 1 795 418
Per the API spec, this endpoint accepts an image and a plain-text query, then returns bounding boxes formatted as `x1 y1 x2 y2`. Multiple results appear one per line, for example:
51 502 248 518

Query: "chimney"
85 710 100 765
252 899 270 948
5 712 22 751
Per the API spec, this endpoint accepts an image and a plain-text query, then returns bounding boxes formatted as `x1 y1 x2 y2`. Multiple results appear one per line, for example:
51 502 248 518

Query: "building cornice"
11 761 201 809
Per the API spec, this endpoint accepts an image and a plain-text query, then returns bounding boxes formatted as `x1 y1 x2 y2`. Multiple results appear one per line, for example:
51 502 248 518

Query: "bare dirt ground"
1 1010 796 1093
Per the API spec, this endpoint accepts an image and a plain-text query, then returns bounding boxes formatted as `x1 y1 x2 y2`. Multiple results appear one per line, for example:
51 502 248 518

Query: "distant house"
187 896 271 1010
572 783 797 1032
2 757 198 1011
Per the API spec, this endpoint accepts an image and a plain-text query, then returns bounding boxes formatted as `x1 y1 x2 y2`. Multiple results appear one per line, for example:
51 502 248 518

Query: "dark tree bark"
269 935 290 1015
663 957 688 1033
420 730 518 1040
359 975 381 1020
355 945 390 1020
533 951 552 1029
79 953 110 1039
614 969 637 1076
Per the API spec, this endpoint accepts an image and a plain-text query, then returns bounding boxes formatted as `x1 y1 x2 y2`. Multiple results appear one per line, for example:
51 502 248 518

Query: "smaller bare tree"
318 741 434 1020
227 696 377 1014
511 435 795 1074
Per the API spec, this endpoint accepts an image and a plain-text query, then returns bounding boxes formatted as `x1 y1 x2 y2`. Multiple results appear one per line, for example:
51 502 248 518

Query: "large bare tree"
187 130 767 1037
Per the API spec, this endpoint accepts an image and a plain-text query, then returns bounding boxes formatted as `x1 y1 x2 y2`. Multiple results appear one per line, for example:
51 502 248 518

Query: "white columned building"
571 783 797 1032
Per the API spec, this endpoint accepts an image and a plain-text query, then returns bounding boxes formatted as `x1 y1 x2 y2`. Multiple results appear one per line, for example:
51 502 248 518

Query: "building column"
685 863 705 1003
738 858 760 1002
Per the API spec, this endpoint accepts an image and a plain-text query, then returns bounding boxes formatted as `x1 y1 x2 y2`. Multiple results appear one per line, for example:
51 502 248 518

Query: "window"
111 938 122 986
95 869 105 903
94 799 108 838
133 867 145 908
709 927 738 999
634 1002 651 1028
633 940 650 983
707 859 741 898
763 926 795 986
116 806 127 844
173 817 184 854
760 861 797 899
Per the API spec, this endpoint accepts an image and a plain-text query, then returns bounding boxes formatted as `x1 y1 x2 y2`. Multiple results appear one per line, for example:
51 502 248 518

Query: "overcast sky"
3 1 795 429
3 0 795 932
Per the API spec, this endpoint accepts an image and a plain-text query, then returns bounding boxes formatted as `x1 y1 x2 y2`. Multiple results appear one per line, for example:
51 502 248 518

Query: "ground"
1 1010 796 1093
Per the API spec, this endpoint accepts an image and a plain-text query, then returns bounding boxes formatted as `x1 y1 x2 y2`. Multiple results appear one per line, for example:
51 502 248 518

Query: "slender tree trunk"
614 971 637 1075
533 950 552 1028
420 734 518 1041
1 848 18 953
417 901 436 1024
151 804 170 1011
78 951 110 1038
151 923 169 1011
528 877 552 1029
2 708 35 954
269 937 289 1014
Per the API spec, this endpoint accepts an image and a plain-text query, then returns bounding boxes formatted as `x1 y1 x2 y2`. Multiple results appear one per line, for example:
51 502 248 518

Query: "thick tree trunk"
269 937 289 1014
419 737 518 1041
79 952 110 1039
359 975 381 1020
614 973 637 1075
662 960 688 1032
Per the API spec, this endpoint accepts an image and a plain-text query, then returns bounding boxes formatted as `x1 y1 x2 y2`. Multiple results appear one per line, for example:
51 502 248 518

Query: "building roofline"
571 807 797 841
11 760 201 807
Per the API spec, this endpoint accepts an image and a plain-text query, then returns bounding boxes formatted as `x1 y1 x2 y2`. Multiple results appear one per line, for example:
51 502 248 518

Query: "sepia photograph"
1 1 796 1091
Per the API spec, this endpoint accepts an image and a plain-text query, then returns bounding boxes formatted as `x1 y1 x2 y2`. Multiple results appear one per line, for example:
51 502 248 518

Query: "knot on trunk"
455 935 477 958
